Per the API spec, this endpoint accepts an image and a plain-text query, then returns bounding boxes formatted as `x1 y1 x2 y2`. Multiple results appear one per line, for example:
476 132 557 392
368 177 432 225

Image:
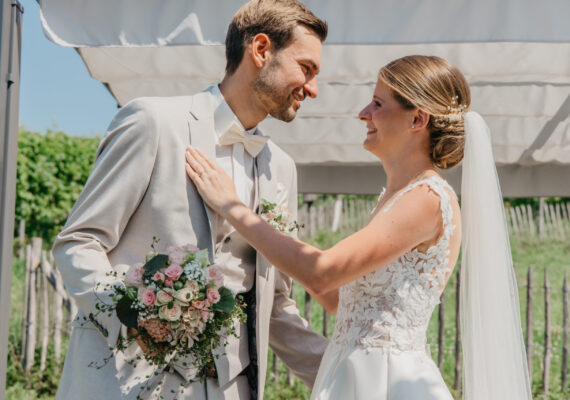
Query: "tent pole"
0 0 23 397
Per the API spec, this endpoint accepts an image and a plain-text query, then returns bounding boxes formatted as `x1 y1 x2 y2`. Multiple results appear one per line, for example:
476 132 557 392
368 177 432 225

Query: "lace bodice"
332 176 456 352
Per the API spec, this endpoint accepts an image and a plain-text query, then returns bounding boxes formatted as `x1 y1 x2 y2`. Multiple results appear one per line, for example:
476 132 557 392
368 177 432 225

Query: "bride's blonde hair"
378 55 471 169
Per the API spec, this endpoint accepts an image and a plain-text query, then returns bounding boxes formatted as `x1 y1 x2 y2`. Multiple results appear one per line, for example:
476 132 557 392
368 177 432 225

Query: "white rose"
159 304 182 321
155 289 174 305
173 287 194 305
184 280 199 292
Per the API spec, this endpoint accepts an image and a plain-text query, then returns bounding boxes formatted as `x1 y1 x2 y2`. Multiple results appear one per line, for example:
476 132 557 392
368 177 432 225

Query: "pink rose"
164 264 183 280
193 299 206 310
141 288 156 306
125 263 144 286
182 244 200 253
166 246 181 254
205 266 224 287
164 278 174 287
153 272 165 282
168 251 185 266
201 310 210 320
206 288 221 304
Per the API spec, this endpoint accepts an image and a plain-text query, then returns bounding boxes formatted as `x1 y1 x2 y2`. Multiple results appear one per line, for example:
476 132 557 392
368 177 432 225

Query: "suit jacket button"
224 236 231 244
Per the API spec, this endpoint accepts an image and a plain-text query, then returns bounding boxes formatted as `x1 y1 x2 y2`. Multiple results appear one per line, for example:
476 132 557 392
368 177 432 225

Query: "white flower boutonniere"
260 199 303 234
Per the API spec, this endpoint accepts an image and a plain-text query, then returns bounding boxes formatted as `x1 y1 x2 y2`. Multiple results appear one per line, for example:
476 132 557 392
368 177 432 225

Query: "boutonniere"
260 199 303 234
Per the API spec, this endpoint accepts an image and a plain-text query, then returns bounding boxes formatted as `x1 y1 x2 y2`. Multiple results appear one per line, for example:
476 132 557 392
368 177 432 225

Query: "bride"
184 55 532 399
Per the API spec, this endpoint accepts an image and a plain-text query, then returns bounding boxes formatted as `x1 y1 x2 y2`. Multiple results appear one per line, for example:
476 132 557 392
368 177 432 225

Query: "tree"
16 129 100 244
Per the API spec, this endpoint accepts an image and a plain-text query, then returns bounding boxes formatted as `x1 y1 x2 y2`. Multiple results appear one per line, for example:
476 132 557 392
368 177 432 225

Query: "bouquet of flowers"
94 238 245 378
260 199 303 234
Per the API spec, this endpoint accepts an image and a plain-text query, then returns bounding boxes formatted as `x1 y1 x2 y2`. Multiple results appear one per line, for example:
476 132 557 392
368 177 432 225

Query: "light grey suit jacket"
53 89 328 399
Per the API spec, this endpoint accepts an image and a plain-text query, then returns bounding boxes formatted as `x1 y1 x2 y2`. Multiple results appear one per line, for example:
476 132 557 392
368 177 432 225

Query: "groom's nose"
303 77 318 99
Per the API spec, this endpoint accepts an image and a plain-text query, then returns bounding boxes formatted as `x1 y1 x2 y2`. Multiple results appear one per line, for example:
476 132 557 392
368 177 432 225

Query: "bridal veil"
460 111 533 399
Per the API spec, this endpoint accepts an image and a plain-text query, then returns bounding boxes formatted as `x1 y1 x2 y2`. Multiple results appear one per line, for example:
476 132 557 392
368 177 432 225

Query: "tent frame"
0 0 23 396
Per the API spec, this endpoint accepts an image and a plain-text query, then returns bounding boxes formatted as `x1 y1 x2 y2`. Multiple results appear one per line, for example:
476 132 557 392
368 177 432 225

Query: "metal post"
0 0 23 397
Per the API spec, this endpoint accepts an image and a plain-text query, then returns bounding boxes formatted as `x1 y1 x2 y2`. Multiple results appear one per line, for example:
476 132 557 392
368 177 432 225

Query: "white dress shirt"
209 85 256 209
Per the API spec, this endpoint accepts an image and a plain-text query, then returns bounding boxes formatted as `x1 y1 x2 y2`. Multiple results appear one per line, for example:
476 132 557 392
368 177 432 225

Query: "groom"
52 1 328 399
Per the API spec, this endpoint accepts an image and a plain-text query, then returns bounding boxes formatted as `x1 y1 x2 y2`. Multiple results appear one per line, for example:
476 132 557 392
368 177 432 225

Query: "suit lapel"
253 141 278 396
187 92 217 261
254 141 277 280
256 140 278 210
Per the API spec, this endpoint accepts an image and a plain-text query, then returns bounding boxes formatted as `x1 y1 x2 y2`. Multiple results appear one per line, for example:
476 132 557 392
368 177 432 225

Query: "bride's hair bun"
378 55 471 170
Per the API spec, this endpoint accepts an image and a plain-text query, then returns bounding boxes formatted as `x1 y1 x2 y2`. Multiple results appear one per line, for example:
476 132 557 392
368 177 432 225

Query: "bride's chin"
363 138 375 151
362 141 383 160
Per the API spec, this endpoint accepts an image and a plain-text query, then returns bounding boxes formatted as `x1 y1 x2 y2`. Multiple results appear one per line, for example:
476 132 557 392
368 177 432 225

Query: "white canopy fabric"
39 0 570 196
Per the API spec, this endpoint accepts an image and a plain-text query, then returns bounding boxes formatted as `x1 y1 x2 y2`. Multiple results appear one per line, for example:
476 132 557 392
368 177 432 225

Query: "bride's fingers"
185 148 211 177
189 147 219 174
185 162 202 184
192 147 219 172
185 152 209 183
185 148 206 172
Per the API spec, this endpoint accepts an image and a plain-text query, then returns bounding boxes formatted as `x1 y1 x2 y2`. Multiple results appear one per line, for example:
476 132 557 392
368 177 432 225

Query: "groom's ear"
250 33 272 69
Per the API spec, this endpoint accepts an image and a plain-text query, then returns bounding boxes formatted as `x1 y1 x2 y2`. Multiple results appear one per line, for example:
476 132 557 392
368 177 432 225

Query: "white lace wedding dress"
311 176 455 400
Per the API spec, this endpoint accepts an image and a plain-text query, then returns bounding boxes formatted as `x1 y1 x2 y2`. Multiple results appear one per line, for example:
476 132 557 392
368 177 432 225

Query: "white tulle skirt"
311 343 453 400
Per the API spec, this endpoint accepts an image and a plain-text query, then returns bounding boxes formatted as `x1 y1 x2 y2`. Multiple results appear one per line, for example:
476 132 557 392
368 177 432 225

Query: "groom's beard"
253 56 298 122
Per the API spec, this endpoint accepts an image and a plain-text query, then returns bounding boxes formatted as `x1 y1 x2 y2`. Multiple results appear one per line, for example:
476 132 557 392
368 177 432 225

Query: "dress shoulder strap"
383 176 455 229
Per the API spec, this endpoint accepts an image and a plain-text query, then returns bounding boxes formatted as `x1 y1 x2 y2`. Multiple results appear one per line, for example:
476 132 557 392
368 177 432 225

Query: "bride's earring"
411 124 415 128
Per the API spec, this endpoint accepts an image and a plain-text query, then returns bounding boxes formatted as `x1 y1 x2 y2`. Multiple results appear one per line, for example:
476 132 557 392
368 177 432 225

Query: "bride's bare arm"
305 286 339 314
185 146 441 298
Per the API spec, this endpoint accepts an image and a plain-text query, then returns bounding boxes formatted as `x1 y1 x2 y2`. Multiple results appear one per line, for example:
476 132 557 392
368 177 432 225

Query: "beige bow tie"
218 123 268 157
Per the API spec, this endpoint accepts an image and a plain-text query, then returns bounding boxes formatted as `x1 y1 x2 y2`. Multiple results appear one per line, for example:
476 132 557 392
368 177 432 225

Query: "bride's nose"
359 104 372 120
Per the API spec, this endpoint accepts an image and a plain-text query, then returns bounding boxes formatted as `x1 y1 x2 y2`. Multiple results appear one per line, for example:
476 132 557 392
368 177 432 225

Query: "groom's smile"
253 25 322 122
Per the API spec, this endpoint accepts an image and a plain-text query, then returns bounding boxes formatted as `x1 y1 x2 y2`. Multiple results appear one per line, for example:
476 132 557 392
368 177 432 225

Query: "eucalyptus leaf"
143 254 169 278
125 286 138 300
213 287 236 313
116 295 138 328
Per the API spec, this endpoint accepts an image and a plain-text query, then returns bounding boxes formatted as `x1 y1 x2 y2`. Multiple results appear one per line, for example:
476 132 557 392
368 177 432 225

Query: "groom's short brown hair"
225 0 327 75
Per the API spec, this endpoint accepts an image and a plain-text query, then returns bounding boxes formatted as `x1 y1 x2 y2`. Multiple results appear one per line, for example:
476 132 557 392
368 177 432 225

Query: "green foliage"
115 293 138 329
142 254 169 279
6 344 63 399
7 258 64 400
213 287 237 313
16 128 100 244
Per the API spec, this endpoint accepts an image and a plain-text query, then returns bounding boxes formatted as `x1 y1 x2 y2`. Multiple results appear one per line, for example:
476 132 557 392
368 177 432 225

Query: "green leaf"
143 254 169 278
260 198 276 213
125 286 138 300
213 287 236 313
116 295 138 328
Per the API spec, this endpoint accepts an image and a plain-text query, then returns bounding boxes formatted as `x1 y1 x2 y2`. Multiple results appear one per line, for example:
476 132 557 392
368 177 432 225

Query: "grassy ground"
6 233 569 399
6 259 67 400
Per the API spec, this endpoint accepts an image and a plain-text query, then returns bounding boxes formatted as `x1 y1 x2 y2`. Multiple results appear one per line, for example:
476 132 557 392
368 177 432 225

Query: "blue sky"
19 0 117 137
